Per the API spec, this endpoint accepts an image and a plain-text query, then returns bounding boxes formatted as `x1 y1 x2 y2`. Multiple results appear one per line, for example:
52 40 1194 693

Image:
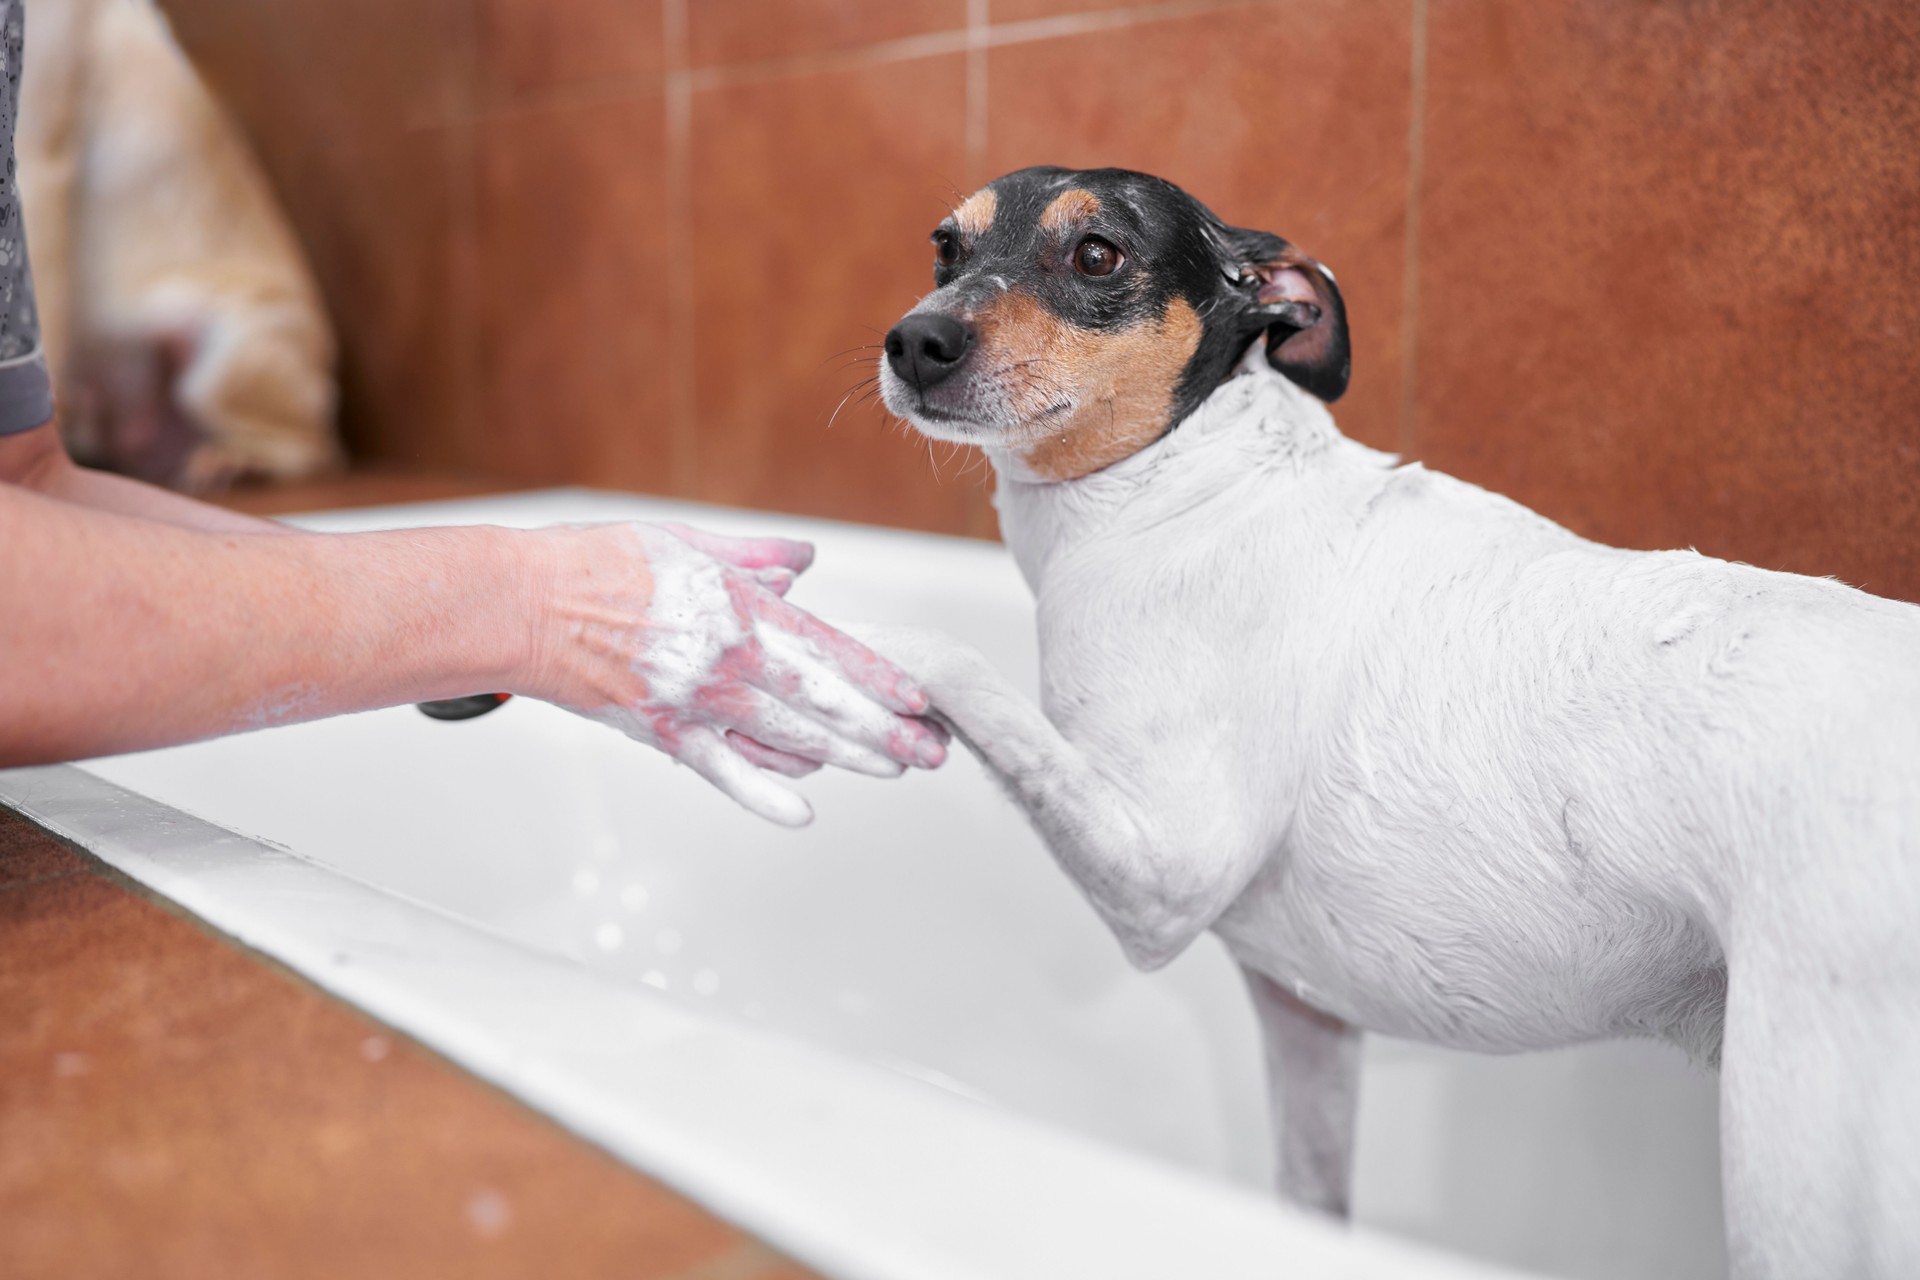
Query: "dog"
17 0 338 490
867 165 1920 1278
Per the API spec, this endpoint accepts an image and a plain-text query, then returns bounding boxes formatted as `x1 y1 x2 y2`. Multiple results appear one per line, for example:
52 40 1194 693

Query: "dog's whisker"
924 431 948 486
825 385 865 433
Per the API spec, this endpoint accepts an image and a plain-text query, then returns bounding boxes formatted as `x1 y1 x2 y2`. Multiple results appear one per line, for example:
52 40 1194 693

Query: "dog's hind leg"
1243 967 1361 1217
1719 883 1920 1279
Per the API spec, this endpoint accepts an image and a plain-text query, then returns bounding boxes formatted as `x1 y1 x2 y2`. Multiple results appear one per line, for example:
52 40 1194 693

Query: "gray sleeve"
0 0 52 437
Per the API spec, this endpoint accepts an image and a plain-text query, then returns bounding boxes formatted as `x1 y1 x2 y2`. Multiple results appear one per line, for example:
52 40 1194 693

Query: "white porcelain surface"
2 489 1726 1279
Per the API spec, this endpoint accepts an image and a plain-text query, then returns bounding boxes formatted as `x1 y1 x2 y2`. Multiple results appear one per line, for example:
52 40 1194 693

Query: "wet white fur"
868 350 1920 1276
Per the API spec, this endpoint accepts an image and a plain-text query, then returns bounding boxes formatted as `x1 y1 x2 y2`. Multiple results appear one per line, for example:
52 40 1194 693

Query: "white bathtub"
0 489 1726 1280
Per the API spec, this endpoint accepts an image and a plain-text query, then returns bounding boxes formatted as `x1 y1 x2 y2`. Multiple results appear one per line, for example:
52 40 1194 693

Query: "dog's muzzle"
884 313 974 392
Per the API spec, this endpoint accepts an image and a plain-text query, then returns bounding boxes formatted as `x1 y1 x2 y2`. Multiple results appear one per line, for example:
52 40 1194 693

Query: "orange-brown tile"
0 808 814 1280
0 820 86 891
991 0 1150 22
473 97 676 490
1416 1 1920 602
690 0 966 68
477 0 665 100
162 0 469 137
689 56 997 534
264 129 469 471
986 0 1416 453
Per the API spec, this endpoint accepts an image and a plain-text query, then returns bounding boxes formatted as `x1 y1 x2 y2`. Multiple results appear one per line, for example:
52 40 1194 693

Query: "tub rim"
0 760 1536 1280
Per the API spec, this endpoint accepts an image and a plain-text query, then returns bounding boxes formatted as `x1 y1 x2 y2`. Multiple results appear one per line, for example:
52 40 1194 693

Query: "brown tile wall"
1416 1 1920 601
153 0 1920 598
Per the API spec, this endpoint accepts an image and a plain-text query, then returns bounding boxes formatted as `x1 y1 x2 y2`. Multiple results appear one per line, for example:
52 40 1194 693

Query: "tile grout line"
687 28 970 93
982 0 1262 49
456 0 1269 118
683 0 1262 93
957 0 1001 556
1397 0 1429 461
965 0 990 186
663 0 699 496
458 72 673 127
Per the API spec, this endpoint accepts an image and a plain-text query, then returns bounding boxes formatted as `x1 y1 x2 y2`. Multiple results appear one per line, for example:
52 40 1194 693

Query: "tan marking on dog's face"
952 187 997 239
968 293 1203 481
1039 188 1103 234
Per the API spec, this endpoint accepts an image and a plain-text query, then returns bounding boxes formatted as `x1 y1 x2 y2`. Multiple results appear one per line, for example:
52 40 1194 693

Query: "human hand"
523 521 948 826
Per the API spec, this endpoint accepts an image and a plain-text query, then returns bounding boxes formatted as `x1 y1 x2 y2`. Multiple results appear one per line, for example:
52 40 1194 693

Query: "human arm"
0 417 287 533
0 483 946 824
0 479 528 763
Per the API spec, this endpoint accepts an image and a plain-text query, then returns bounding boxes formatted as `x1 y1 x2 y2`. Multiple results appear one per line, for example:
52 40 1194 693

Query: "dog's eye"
1074 236 1122 278
932 229 960 267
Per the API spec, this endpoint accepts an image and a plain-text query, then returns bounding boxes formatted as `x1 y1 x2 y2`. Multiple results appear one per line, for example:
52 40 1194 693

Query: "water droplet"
691 969 720 997
571 867 601 896
594 922 624 951
619 882 649 911
359 1035 390 1063
591 832 620 859
654 928 683 956
52 1052 90 1078
465 1188 512 1238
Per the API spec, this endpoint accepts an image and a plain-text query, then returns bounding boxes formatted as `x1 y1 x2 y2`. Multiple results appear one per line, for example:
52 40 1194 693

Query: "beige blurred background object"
17 0 338 491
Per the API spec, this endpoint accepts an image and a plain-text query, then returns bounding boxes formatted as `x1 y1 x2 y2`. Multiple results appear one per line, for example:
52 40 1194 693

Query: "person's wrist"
500 525 567 702
0 420 74 492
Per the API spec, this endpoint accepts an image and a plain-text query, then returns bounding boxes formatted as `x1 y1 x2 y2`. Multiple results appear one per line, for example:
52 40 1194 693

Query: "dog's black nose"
885 313 973 391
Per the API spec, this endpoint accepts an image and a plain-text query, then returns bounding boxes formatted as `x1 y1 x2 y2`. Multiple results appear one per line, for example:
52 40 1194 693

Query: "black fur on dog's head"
878 166 1348 480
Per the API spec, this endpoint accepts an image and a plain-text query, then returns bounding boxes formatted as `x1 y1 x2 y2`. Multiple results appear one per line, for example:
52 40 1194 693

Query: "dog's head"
878 166 1348 480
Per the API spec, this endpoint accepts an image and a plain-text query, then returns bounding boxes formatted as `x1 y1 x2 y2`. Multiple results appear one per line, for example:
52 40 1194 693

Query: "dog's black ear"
1226 228 1351 403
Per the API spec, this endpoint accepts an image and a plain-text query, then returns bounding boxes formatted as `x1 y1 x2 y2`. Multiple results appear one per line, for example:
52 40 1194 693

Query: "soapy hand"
525 521 947 826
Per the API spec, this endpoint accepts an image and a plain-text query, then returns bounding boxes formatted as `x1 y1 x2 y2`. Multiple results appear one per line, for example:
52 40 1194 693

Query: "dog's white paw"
841 622 991 701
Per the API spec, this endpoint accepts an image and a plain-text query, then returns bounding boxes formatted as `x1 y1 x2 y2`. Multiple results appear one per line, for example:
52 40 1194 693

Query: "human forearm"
40 456 289 533
0 420 286 533
0 481 535 764
2 472 947 822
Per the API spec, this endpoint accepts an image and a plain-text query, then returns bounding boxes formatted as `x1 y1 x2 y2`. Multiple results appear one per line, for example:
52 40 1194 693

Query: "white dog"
871 166 1920 1279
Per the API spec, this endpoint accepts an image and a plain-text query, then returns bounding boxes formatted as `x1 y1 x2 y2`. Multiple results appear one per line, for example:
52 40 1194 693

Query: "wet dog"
869 165 1920 1278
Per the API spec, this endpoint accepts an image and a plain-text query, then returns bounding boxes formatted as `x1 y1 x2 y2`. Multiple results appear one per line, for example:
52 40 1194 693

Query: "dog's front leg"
853 624 1258 970
1243 968 1362 1217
